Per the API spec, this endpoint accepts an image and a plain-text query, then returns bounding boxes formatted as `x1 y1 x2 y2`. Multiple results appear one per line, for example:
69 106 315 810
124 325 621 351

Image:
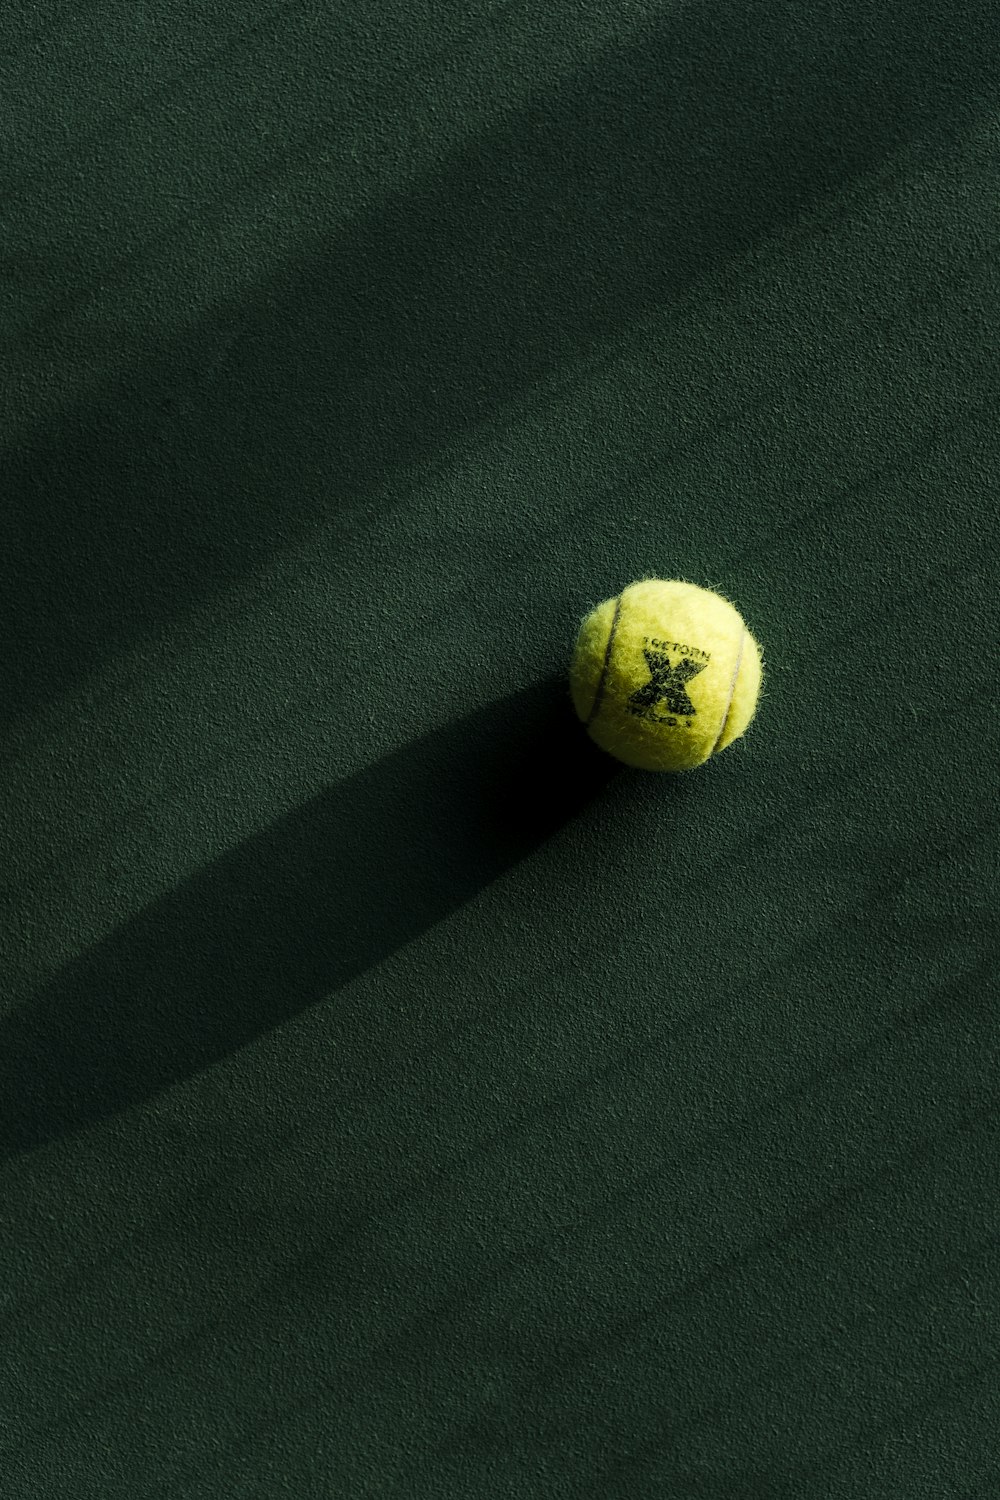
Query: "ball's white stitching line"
586 592 624 728
711 626 745 756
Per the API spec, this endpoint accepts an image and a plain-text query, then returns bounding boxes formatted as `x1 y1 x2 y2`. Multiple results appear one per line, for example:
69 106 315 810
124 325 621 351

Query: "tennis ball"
569 578 763 772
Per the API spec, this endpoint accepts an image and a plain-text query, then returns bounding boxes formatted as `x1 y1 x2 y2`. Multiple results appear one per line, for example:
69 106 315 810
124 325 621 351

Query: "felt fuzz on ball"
569 578 763 772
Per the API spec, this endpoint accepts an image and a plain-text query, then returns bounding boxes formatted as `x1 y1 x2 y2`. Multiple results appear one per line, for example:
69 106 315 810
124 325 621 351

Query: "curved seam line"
711 626 745 756
586 592 624 728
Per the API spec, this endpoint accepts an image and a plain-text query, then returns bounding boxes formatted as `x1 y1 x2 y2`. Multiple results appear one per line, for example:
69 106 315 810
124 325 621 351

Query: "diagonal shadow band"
3 0 997 726
0 677 632 1159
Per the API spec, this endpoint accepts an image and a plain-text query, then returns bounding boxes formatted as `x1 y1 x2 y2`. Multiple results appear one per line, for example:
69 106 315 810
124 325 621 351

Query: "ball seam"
711 626 745 757
586 592 623 728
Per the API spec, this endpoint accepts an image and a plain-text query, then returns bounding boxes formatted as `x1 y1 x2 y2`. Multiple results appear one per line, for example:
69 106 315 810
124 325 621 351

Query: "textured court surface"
2 3 998 1496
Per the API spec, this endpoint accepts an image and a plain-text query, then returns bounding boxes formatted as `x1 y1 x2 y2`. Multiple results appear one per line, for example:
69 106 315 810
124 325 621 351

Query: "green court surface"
2 2 998 1496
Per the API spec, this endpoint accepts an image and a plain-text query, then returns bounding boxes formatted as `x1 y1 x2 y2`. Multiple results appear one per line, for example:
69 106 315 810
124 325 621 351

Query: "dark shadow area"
3 0 997 725
0 676 625 1158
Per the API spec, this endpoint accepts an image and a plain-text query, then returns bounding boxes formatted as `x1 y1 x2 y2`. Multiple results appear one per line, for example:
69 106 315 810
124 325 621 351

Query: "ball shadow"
0 677 619 1159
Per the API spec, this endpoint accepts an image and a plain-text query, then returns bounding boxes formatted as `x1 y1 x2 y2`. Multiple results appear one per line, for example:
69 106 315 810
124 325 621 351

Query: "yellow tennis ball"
569 578 763 772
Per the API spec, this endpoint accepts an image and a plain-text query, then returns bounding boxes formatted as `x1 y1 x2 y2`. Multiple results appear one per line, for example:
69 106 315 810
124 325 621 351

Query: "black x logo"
627 649 706 721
